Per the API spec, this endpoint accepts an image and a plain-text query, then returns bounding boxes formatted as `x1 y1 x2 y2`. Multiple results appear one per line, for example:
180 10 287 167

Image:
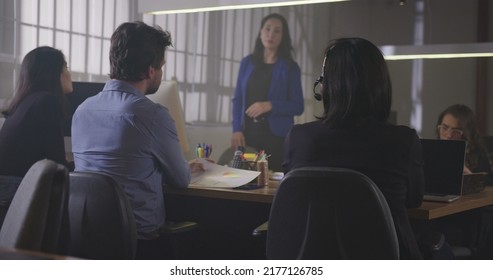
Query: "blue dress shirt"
71 80 190 239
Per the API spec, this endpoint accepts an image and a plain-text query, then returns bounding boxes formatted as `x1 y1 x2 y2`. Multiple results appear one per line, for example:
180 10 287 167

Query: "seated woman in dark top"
0 46 74 225
283 37 425 259
435 104 493 257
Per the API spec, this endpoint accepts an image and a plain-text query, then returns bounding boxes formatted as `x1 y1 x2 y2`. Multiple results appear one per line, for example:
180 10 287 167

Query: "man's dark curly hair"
109 21 172 81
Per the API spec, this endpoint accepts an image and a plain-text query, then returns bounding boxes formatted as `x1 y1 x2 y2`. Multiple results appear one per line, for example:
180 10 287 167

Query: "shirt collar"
103 80 145 97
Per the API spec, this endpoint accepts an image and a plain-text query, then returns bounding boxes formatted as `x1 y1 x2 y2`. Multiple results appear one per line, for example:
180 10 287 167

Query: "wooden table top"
165 180 279 204
166 181 493 220
0 247 80 260
407 186 493 220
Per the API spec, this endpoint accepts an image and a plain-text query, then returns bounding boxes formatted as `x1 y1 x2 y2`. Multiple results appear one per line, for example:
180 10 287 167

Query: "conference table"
0 247 80 260
166 181 493 220
408 187 493 220
164 181 278 259
164 181 493 259
166 180 279 204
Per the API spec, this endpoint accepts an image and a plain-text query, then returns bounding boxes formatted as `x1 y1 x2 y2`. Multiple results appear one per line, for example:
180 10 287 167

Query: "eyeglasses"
437 124 464 137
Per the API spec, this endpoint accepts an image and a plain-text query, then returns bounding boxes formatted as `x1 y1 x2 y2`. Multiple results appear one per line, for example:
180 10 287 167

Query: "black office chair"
0 159 69 255
67 171 198 259
66 171 137 259
0 176 23 230
264 166 399 259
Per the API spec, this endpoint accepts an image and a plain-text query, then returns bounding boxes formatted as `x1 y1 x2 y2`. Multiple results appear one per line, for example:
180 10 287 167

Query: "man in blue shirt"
72 21 203 258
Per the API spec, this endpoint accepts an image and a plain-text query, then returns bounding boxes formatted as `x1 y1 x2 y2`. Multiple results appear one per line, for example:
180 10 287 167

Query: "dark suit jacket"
0 91 69 177
283 119 425 259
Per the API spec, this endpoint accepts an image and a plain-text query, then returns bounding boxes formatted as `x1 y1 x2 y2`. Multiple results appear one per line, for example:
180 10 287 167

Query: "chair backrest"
266 166 399 259
0 159 69 254
67 171 137 259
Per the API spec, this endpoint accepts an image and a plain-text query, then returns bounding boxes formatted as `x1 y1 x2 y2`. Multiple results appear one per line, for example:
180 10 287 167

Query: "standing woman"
0 46 74 224
231 13 304 171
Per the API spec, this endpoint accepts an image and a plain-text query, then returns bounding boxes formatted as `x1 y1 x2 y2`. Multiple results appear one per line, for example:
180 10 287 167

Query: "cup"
256 160 269 187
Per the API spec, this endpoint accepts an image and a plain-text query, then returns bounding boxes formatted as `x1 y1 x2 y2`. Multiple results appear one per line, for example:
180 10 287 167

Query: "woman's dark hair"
110 21 172 81
252 13 294 64
319 37 391 127
5 46 66 116
436 104 484 170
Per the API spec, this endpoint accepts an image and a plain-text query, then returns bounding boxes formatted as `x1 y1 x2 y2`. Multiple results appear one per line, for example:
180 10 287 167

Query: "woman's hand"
231 131 245 149
245 101 272 119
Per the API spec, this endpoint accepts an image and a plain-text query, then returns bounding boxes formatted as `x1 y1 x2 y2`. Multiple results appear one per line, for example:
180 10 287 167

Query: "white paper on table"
191 158 260 188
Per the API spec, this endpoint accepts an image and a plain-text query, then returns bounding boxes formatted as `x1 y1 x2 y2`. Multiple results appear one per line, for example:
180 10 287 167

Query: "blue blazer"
232 55 304 137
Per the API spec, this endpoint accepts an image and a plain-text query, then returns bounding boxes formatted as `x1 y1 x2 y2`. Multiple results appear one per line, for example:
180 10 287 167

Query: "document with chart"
190 158 260 188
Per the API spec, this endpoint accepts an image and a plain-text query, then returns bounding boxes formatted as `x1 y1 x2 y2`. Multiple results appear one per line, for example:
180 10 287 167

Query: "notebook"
421 139 466 203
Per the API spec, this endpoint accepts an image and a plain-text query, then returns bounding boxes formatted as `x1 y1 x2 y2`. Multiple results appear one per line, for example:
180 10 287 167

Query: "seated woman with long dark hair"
436 104 491 178
434 104 493 258
283 37 425 259
0 46 74 226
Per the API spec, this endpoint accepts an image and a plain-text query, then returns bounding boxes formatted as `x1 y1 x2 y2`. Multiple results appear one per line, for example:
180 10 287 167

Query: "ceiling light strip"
380 42 493 60
142 0 348 15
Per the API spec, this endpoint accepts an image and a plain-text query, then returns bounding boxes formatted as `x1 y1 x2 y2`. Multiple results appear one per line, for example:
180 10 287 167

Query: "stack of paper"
191 158 260 188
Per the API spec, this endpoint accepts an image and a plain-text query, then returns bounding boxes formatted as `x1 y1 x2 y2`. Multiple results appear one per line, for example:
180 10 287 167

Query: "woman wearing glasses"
231 13 304 171
436 104 491 175
283 37 424 259
435 105 493 258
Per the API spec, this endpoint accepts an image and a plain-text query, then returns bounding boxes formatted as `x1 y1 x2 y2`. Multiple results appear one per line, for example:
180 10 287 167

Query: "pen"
196 143 213 158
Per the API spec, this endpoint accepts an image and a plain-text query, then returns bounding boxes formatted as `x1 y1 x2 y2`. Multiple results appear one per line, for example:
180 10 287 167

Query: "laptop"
421 139 466 203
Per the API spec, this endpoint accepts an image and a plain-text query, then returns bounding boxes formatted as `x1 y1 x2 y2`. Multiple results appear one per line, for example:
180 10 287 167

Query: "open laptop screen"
420 139 466 199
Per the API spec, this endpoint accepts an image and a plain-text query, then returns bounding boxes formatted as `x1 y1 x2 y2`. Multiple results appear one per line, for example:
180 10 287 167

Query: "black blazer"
0 91 69 177
283 119 425 259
